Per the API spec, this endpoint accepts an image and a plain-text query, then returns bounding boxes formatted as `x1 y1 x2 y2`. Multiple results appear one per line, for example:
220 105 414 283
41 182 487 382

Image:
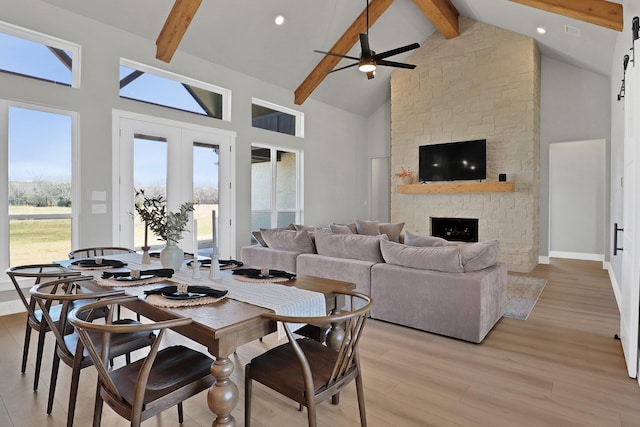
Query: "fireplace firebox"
431 217 479 242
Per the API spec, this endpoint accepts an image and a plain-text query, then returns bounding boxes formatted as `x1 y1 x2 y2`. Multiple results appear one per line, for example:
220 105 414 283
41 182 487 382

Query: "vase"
401 176 414 185
160 241 184 272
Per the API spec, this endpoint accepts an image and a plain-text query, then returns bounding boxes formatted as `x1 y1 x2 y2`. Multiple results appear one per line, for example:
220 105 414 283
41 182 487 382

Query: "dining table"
67 252 355 426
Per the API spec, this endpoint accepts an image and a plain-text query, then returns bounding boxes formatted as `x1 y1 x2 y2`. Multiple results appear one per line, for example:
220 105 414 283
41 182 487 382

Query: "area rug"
504 275 547 320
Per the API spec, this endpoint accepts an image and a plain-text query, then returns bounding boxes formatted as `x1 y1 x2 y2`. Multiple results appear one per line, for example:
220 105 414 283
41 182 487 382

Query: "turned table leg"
207 356 239 426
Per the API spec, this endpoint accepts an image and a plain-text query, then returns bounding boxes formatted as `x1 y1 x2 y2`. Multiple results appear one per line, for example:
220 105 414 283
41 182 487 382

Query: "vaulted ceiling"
42 0 623 116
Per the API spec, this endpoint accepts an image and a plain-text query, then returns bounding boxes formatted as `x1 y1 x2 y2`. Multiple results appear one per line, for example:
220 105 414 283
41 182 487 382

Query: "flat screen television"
419 139 487 182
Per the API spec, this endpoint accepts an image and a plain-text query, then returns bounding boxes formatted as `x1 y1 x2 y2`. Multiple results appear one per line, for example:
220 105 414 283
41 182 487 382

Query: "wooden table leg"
207 357 238 426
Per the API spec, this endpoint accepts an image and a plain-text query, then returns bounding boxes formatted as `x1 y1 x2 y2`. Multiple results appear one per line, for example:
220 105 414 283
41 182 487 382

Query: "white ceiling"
41 0 621 116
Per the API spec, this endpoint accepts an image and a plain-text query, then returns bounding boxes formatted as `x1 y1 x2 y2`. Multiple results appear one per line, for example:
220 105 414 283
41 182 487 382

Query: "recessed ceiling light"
274 15 285 26
536 27 546 34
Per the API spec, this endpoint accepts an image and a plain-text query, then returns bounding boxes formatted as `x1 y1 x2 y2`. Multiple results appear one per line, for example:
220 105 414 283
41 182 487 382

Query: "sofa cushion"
355 219 380 236
314 230 387 263
260 229 316 254
404 231 456 247
460 239 500 272
379 222 405 243
329 223 356 234
380 240 463 273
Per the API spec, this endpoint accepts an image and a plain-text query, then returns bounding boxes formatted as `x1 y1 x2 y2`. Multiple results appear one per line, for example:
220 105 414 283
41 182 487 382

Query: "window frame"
120 58 232 122
0 20 81 88
252 98 304 138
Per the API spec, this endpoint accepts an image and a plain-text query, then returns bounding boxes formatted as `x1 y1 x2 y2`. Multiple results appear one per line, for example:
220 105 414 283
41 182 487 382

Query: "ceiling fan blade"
374 42 420 60
377 59 417 69
328 62 359 73
360 33 372 57
314 50 360 61
366 71 376 80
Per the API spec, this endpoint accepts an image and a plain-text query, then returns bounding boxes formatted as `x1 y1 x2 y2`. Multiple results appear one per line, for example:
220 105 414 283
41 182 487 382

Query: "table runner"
95 253 327 326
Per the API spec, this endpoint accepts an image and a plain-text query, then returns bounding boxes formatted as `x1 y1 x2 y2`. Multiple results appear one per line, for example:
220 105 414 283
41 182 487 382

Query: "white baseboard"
538 256 550 264
549 251 604 262
0 300 26 317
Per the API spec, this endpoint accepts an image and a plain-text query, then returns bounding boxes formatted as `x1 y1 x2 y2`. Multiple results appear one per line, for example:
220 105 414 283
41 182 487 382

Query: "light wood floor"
1 259 639 426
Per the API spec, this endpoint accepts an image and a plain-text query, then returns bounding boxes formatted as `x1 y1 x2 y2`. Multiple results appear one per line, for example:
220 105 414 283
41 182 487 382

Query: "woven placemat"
70 264 115 271
145 294 227 308
233 275 290 284
97 276 167 287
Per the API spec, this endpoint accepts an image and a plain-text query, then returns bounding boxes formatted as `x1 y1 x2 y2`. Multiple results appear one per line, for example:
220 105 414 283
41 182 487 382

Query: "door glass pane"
8 107 72 264
193 143 219 254
276 150 296 210
277 212 296 228
251 147 272 211
133 135 167 249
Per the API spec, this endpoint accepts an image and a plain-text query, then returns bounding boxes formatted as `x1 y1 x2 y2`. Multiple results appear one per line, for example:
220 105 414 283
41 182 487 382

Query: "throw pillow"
460 239 500 272
314 230 388 263
260 229 316 254
252 231 268 247
253 224 296 247
404 231 456 247
330 223 356 234
379 222 405 243
355 219 380 236
380 240 463 273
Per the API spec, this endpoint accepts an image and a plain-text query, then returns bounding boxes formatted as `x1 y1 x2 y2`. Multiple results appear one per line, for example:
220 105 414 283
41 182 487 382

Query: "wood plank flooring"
1 259 639 426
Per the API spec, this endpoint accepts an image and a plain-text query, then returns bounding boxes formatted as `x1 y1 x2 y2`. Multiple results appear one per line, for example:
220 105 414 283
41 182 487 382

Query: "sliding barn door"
620 38 640 379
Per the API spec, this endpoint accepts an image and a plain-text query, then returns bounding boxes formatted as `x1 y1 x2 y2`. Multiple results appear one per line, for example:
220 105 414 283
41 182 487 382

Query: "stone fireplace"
431 217 478 243
389 17 540 272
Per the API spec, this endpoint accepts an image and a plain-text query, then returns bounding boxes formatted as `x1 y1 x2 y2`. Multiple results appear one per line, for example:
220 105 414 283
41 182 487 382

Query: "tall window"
8 106 73 265
193 143 219 255
251 145 301 238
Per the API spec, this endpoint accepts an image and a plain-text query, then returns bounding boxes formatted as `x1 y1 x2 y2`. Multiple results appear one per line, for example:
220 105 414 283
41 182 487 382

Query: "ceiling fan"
314 0 420 80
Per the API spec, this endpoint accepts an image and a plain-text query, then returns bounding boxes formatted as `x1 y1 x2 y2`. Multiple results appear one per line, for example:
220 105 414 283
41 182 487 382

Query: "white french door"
620 39 640 379
113 111 236 258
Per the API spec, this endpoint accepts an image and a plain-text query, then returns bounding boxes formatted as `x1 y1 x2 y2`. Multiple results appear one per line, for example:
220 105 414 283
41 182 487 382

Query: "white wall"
0 0 370 265
549 139 606 259
540 56 611 260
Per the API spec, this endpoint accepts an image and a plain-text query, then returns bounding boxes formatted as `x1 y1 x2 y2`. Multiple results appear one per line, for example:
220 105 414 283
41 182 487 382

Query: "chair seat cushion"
249 338 353 401
110 345 214 406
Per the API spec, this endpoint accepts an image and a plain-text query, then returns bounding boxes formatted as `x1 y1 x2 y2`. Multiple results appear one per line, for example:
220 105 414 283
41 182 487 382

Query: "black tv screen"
419 139 487 182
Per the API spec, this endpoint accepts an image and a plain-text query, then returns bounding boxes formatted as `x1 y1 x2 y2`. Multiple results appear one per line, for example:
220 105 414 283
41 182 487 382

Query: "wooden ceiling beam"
156 0 202 63
412 0 460 39
294 0 395 106
510 0 623 31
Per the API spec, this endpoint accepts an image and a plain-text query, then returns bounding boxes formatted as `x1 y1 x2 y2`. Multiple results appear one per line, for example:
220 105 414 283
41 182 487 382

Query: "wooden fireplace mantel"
397 181 514 194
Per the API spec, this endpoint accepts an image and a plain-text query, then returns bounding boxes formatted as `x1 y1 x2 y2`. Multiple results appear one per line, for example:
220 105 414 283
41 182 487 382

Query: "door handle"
614 223 624 256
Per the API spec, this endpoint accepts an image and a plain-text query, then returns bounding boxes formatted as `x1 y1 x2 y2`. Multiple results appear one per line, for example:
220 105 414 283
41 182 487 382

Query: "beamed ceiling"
42 0 623 116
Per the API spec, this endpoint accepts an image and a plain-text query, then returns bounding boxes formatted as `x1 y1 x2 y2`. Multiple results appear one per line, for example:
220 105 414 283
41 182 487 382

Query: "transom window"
252 98 304 137
0 21 80 87
120 59 231 121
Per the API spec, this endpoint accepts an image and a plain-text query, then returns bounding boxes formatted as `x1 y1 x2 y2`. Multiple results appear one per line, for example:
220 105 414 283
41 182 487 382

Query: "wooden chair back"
68 296 213 427
68 246 135 259
246 289 373 427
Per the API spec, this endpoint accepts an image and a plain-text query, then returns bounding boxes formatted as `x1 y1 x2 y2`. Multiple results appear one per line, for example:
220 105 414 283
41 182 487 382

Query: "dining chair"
5 264 82 391
244 290 374 427
67 246 136 259
68 295 216 427
30 276 156 427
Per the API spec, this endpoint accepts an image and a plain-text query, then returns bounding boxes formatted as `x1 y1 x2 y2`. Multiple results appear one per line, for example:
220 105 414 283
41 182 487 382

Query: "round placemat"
233 275 290 284
146 294 226 307
97 276 166 287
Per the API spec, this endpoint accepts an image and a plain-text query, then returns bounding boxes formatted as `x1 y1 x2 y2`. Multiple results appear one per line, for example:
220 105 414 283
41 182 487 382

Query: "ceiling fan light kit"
315 0 420 80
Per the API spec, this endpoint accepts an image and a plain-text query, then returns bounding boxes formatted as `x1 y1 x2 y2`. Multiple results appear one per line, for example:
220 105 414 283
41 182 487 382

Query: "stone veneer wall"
390 17 540 272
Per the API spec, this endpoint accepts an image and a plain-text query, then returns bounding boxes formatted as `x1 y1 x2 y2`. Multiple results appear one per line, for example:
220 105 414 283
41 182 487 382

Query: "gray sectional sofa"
241 224 507 343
